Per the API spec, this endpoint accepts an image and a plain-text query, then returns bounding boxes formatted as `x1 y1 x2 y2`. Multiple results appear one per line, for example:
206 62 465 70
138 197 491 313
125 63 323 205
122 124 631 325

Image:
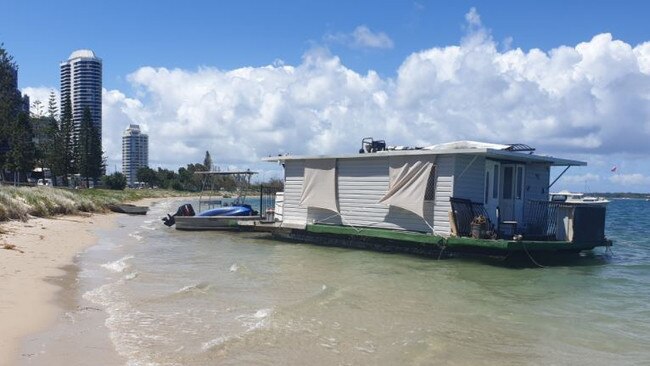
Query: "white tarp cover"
299 159 339 212
378 156 436 218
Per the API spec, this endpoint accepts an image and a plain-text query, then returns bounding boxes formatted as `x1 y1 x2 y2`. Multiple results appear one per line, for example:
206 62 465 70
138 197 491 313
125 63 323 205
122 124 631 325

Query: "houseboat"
262 139 611 257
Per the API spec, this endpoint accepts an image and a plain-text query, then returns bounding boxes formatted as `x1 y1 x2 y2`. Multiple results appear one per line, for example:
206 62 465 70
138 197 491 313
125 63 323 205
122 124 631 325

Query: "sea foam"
235 308 273 332
101 255 134 273
201 335 236 352
128 232 143 241
176 282 211 294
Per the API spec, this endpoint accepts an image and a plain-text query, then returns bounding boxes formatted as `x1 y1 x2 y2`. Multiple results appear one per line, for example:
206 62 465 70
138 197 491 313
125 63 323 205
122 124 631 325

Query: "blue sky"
6 0 649 89
2 0 650 192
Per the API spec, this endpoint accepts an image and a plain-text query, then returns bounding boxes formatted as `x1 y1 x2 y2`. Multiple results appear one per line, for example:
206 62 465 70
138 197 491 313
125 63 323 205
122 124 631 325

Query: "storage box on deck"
556 204 606 243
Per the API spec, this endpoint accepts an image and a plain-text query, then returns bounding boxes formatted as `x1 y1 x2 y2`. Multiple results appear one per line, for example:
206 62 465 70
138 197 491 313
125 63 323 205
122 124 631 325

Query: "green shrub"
102 173 127 190
0 186 193 222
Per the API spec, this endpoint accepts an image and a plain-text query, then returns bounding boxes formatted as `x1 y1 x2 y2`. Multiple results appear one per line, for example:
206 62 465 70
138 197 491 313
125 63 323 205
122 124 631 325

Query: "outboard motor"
359 137 386 153
162 203 196 227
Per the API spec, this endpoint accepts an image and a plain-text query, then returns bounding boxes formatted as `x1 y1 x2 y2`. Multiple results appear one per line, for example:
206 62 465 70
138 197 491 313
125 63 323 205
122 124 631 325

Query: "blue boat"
162 170 261 230
197 204 255 217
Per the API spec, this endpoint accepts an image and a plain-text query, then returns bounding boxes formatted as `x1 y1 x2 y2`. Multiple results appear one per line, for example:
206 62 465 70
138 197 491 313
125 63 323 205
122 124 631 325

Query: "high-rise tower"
122 124 149 186
60 49 102 140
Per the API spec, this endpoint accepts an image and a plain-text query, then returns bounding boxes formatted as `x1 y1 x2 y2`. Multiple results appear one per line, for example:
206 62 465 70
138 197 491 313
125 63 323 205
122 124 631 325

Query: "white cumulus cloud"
26 8 650 188
325 25 394 50
21 86 59 117
351 25 395 49
609 173 650 186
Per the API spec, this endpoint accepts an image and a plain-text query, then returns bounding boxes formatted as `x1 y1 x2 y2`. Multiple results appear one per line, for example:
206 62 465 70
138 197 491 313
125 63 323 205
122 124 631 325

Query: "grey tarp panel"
299 159 339 213
378 156 436 218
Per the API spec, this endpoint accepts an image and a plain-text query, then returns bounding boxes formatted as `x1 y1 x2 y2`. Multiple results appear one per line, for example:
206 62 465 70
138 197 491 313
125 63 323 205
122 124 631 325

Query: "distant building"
60 49 102 142
122 124 149 186
6 66 29 113
20 94 30 114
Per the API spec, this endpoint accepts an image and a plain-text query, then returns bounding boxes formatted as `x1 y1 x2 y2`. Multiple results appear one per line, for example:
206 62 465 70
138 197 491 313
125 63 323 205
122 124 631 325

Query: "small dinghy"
108 203 149 215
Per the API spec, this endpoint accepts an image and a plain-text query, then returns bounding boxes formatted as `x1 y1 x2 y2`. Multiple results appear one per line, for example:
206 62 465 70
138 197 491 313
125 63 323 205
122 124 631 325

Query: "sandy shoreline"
0 212 118 366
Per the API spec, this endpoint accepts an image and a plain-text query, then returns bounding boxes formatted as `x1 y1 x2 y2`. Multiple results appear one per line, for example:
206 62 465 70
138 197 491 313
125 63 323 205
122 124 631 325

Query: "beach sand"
0 213 117 366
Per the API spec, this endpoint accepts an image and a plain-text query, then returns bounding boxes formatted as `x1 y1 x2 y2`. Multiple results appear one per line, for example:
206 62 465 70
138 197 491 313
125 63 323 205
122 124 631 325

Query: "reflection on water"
76 199 650 365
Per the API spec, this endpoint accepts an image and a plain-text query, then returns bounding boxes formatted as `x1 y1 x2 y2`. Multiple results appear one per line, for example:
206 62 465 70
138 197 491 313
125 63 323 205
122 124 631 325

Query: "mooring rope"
521 241 545 268
315 211 436 237
437 244 447 260
314 212 379 234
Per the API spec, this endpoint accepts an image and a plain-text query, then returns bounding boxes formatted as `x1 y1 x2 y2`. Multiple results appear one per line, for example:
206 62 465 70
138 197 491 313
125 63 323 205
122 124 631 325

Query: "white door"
484 161 500 225
513 165 525 223
500 165 516 221
500 164 526 223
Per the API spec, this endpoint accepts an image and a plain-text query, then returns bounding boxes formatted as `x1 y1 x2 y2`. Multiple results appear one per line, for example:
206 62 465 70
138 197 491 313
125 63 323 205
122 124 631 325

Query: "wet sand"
19 264 125 366
0 212 116 366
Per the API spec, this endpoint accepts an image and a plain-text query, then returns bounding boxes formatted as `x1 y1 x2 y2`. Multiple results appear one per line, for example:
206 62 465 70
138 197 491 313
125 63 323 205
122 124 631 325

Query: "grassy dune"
0 186 191 222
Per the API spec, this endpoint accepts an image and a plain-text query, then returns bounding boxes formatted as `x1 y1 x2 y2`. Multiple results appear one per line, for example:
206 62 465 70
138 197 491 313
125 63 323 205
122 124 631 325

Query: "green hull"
275 224 612 256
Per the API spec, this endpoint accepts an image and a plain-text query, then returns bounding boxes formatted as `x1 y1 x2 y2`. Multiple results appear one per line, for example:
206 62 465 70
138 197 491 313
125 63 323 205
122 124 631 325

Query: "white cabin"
264 141 585 238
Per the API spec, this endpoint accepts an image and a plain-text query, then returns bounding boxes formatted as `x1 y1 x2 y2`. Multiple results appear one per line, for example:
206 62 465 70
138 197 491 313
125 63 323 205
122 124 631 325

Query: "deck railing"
522 200 569 240
259 185 283 220
450 198 572 240
449 198 495 237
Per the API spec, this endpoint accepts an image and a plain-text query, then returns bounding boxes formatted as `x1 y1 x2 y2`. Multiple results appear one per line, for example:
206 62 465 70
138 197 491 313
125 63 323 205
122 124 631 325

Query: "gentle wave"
201 308 273 353
201 335 237 352
85 283 168 366
177 282 212 294
128 231 143 241
235 308 273 332
101 255 134 273
124 271 139 280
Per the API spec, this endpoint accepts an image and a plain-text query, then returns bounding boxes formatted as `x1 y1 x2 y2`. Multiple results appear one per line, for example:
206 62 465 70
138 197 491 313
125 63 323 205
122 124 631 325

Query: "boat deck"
174 216 258 231
236 220 282 232
274 223 612 256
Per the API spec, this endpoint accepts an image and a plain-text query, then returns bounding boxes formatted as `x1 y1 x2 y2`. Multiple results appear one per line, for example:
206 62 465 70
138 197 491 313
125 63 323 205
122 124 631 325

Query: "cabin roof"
263 147 586 166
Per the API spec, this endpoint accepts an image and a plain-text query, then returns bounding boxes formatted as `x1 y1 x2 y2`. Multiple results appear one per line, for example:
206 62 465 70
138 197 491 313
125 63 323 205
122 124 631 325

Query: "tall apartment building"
60 49 102 140
122 124 149 186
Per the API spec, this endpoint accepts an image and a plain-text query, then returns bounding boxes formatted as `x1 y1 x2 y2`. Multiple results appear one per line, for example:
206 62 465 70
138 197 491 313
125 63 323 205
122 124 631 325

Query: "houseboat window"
516 166 523 199
484 171 490 203
492 165 499 199
424 169 436 201
503 166 513 199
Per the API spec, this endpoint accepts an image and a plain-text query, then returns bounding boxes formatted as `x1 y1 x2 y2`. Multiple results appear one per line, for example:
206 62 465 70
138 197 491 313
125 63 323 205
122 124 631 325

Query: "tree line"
2 44 284 191
1 44 103 186
134 151 284 192
135 152 236 191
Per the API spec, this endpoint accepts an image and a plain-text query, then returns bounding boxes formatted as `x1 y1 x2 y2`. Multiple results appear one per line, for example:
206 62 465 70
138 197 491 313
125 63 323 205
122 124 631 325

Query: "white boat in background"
550 191 610 205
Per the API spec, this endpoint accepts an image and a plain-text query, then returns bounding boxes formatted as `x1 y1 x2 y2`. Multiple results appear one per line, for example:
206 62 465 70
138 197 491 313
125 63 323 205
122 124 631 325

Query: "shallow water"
48 199 650 364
